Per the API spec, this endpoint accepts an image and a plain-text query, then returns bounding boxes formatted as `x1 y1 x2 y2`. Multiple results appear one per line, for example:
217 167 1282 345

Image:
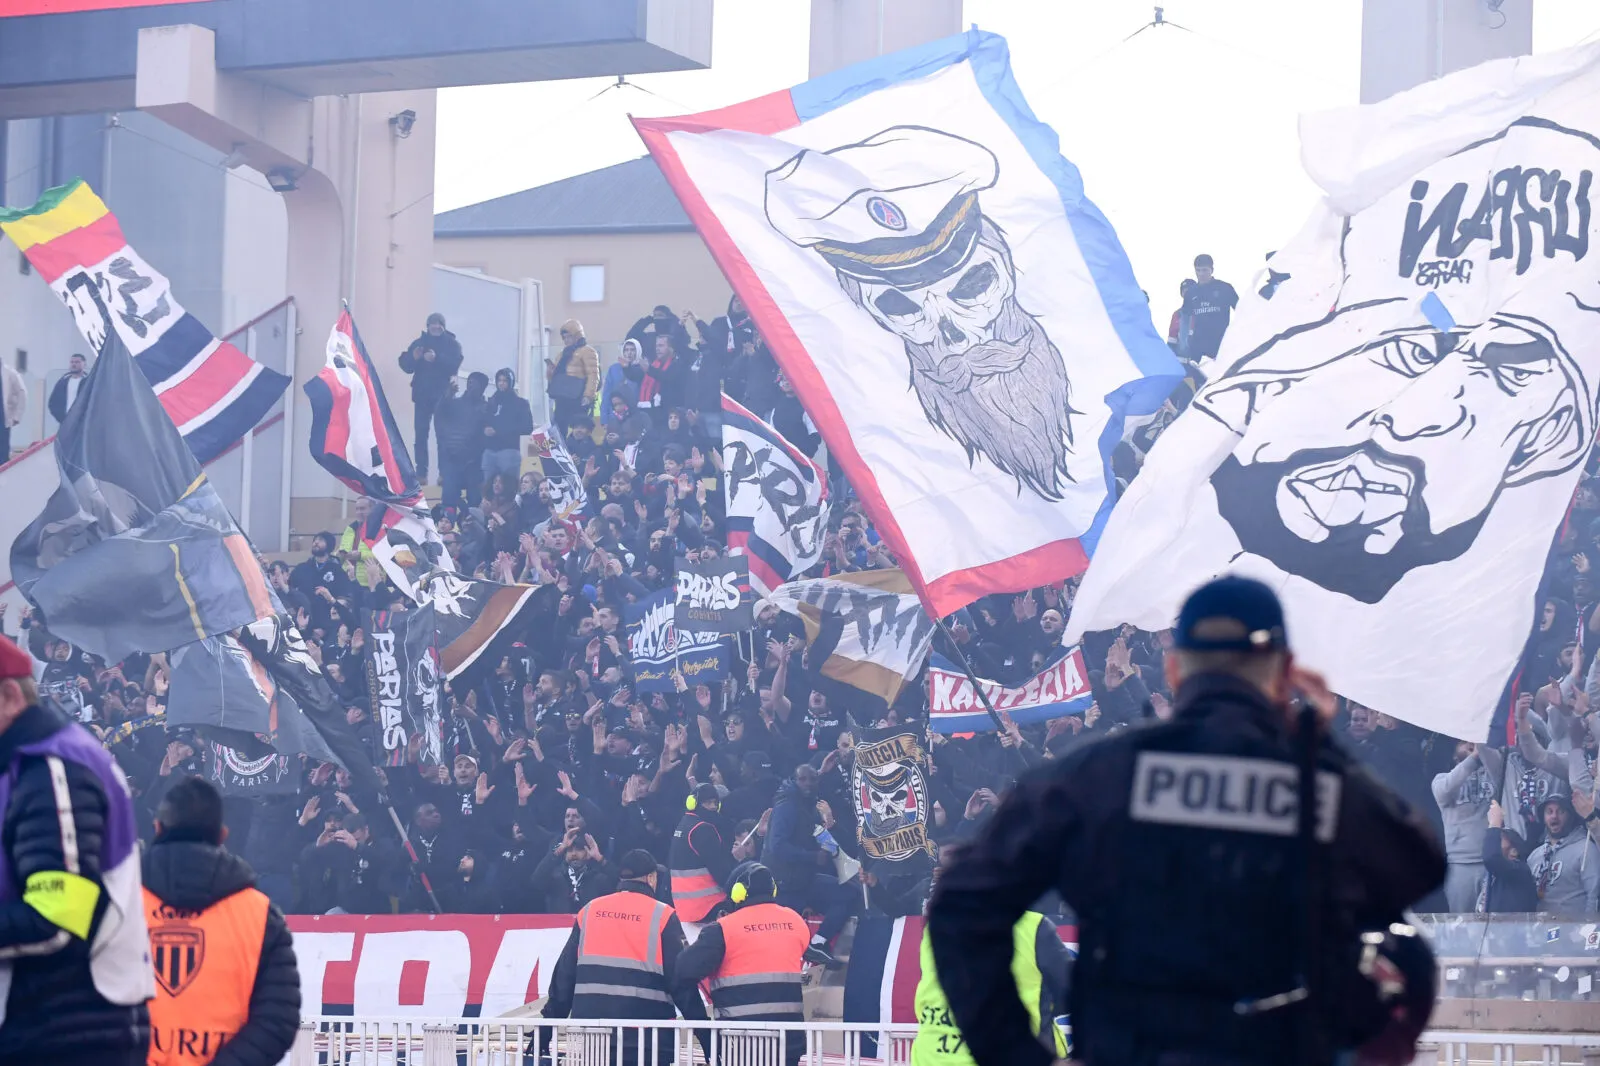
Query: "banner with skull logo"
1068 42 1600 741
851 727 935 871
635 30 1182 618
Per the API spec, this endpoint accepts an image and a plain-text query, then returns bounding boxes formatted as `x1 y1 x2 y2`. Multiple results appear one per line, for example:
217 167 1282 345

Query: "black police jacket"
927 672 1445 1066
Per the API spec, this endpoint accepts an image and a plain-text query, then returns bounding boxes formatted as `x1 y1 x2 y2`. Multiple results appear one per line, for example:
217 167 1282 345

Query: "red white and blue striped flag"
0 179 289 463
305 308 421 506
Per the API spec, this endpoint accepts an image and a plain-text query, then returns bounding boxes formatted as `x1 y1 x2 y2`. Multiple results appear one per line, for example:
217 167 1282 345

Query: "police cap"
1174 576 1288 653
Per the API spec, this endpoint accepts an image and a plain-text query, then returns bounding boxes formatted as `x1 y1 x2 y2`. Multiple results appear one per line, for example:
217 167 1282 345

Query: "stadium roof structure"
434 156 693 238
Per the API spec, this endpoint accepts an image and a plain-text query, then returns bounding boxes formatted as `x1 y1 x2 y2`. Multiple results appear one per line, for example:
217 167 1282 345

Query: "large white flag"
635 30 1182 617
1067 43 1600 741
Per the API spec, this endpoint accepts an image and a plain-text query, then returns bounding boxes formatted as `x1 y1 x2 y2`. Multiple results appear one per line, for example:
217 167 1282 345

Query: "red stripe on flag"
890 917 924 1023
157 341 255 427
319 368 354 463
341 312 406 494
649 89 800 136
26 211 128 284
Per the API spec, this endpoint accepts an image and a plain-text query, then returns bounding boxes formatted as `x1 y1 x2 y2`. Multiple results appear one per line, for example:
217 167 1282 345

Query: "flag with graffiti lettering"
1068 42 1600 742
165 633 339 768
767 569 935 707
722 394 830 595
0 179 288 462
851 726 936 874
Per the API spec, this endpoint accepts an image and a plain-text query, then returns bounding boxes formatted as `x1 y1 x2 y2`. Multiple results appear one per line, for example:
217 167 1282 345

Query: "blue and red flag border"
636 28 1182 619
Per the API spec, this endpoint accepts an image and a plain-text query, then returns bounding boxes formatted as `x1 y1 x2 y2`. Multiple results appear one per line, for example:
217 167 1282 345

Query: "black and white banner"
1069 43 1600 741
674 555 753 634
531 425 587 519
363 608 444 766
722 394 830 595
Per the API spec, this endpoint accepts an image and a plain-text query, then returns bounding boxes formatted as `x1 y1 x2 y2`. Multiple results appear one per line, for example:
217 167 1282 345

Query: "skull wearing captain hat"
764 126 999 289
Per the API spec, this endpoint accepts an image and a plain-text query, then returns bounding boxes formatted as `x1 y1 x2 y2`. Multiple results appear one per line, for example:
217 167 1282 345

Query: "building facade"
434 156 733 365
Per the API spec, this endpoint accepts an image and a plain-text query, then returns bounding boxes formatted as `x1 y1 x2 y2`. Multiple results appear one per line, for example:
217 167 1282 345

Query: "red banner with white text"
284 913 1076 1022
286 914 576 1017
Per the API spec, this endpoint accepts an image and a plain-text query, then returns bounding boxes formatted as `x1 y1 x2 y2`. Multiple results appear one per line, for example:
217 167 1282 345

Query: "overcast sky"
434 0 1600 312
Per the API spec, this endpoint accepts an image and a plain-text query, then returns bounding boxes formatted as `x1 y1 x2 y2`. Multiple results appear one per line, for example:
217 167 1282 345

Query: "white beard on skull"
839 219 1078 501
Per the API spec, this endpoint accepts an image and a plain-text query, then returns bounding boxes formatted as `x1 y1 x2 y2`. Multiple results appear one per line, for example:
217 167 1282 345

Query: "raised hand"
474 772 494 805
557 770 579 800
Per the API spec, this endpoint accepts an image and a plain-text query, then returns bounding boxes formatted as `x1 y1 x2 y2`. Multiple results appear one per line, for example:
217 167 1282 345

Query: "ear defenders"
686 794 697 811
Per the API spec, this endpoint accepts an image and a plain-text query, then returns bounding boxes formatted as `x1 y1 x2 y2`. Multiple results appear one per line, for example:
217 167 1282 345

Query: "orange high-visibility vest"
144 885 269 1066
572 889 676 1019
708 901 810 1021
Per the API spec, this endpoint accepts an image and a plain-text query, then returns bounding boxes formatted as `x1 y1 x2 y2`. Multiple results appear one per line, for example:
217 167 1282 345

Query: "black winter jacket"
483 382 535 447
142 839 300 1066
399 329 464 400
0 704 149 1061
434 390 488 462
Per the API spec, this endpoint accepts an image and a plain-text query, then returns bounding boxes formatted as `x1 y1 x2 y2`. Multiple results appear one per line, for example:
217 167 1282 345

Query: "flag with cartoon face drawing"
635 30 1182 618
1068 42 1600 742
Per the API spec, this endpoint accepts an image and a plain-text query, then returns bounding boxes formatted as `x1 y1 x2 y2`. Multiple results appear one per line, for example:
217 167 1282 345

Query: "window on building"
569 264 605 304
15 349 27 373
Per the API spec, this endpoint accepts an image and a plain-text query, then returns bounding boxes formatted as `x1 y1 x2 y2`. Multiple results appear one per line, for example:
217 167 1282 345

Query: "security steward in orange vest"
542 848 708 1064
670 785 735 923
142 776 300 1066
673 861 811 1066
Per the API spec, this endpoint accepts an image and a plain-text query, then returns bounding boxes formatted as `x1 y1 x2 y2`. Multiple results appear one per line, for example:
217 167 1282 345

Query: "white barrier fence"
281 1018 1600 1066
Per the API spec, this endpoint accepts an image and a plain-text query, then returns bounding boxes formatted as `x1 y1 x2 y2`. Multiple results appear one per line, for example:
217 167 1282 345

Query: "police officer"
670 784 735 923
542 849 707 1064
0 632 153 1066
674 862 810 1064
912 848 1070 1066
927 577 1446 1066
143 776 301 1066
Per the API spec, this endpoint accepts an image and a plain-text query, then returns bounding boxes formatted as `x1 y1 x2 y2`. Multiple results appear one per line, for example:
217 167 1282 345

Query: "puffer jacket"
550 320 600 404
762 779 823 891
0 704 149 1062
142 839 301 1066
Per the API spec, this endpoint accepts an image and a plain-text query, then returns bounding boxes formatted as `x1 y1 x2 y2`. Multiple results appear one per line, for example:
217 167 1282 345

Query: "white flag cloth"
767 570 935 706
635 30 1182 617
1066 42 1600 741
722 394 830 596
531 425 587 520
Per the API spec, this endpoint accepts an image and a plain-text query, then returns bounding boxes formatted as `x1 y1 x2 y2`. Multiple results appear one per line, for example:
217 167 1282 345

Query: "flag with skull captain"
1067 42 1600 742
635 29 1182 618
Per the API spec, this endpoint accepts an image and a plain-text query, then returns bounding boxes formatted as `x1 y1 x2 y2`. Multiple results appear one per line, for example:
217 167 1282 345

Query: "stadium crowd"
3 256 1598 926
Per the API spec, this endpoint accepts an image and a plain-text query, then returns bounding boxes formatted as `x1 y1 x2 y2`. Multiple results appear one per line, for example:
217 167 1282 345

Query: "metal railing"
282 1018 1599 1066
